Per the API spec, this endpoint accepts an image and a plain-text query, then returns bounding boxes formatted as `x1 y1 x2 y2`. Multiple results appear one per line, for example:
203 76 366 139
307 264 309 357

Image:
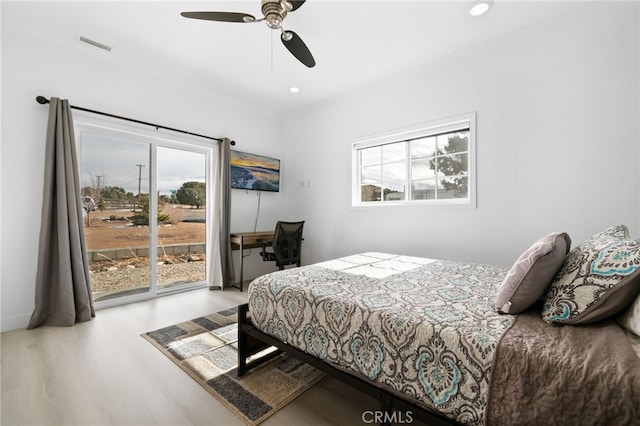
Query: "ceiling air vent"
78 36 112 52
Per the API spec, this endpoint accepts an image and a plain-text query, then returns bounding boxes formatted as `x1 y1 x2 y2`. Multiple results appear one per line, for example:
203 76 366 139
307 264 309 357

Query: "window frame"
73 111 217 310
351 112 477 208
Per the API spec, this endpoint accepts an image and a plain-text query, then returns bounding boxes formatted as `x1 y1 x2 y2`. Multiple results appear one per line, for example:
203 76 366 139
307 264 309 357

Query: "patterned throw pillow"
617 294 640 336
542 225 640 325
495 232 571 314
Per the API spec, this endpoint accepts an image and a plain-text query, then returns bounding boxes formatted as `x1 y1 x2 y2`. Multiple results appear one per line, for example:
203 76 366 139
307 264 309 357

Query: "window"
74 112 216 307
352 113 476 207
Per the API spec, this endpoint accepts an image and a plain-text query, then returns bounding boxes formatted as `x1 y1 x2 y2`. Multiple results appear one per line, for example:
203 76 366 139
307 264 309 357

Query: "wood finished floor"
1 288 392 426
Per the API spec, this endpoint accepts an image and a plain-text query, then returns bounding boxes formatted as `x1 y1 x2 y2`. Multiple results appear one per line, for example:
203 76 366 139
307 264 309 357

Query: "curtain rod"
35 96 234 145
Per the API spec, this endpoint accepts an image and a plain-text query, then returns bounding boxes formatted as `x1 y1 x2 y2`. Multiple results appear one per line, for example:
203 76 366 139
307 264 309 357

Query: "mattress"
248 252 513 424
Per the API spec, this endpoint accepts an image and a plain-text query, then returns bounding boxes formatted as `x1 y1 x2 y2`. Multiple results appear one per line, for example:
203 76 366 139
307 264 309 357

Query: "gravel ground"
90 260 206 294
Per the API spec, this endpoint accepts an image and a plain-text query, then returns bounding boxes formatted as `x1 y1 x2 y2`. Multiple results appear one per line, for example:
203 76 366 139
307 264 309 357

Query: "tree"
81 173 107 225
130 195 171 226
176 181 205 208
430 134 468 197
101 186 128 200
82 173 106 206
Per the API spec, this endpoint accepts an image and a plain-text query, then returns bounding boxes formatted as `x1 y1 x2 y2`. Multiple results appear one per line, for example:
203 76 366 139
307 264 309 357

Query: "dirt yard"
84 205 205 250
84 205 207 296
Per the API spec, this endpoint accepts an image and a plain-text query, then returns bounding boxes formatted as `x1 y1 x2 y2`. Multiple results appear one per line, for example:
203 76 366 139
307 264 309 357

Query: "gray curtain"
218 137 235 289
28 98 95 329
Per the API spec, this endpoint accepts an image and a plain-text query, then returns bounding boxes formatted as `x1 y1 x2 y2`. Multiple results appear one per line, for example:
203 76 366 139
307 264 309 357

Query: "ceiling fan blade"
281 30 315 68
180 11 256 23
289 1 307 11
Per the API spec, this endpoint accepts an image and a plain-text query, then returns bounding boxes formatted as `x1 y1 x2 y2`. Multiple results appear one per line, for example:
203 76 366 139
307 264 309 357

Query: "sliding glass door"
156 146 207 289
76 118 213 305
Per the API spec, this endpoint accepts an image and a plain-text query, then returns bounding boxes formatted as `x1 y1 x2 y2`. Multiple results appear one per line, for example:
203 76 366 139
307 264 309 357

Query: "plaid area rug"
142 306 325 425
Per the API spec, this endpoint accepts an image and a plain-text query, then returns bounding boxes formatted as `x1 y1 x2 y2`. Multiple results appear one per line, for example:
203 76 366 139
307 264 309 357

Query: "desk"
230 231 274 291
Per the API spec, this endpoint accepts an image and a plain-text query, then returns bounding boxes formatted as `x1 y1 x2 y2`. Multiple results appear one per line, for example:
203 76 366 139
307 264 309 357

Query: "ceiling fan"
181 0 316 68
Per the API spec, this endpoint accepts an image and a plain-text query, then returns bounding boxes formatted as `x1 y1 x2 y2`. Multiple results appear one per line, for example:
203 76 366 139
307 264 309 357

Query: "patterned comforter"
248 253 513 425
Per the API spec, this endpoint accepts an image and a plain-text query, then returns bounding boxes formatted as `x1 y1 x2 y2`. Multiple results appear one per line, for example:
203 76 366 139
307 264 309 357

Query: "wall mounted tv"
230 150 281 192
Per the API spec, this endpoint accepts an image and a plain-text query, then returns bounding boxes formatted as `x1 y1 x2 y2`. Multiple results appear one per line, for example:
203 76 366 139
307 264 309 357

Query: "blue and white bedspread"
248 253 513 425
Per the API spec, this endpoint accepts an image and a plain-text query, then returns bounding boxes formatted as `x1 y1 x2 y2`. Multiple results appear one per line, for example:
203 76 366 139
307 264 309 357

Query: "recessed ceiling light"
289 87 300 94
469 0 493 16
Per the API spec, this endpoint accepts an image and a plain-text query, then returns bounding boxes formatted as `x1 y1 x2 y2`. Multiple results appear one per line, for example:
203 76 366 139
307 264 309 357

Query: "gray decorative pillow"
542 225 640 325
495 232 571 314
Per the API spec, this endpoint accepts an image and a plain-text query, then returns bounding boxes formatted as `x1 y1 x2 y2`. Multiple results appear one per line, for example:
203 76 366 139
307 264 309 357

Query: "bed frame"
237 303 456 426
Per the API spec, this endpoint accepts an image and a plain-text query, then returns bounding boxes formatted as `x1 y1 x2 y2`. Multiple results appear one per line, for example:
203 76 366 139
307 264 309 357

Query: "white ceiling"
4 0 586 115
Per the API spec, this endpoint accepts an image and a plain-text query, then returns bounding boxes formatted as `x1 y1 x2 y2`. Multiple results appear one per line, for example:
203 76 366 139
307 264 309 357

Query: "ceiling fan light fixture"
262 0 285 29
265 14 282 29
469 0 493 16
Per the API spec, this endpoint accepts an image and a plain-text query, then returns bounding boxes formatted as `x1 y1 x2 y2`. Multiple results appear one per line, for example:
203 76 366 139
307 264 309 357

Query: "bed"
237 226 640 425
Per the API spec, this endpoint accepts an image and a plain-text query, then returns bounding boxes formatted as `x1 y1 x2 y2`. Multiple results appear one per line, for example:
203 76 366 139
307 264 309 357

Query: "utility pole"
135 164 145 212
96 175 102 209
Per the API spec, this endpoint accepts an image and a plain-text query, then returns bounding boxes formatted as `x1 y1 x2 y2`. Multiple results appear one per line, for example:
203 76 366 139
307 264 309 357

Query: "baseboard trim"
1 313 30 332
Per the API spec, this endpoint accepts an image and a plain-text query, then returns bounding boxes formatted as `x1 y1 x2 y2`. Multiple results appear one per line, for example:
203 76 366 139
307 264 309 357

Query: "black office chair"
260 221 305 270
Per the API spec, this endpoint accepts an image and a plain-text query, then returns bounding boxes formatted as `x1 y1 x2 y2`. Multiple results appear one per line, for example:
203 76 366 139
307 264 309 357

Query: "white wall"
281 3 640 267
0 19 283 331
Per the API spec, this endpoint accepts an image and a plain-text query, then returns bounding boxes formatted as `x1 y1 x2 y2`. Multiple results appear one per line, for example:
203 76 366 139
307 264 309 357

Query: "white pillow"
617 293 640 336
